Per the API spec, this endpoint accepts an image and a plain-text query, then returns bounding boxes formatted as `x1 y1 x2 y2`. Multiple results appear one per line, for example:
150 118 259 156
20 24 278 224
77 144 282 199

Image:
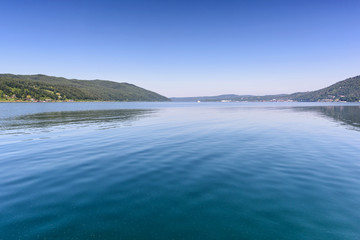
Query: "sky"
1 0 359 97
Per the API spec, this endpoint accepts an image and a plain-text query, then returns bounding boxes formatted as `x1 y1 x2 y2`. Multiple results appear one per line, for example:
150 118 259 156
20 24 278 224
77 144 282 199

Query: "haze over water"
1 102 360 239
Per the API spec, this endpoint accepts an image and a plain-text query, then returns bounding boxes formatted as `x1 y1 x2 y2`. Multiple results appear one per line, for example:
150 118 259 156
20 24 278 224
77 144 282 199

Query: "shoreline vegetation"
1 74 360 103
0 74 170 102
0 100 110 103
0 99 164 103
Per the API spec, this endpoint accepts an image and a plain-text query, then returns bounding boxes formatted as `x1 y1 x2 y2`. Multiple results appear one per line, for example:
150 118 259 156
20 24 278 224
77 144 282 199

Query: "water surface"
1 102 360 239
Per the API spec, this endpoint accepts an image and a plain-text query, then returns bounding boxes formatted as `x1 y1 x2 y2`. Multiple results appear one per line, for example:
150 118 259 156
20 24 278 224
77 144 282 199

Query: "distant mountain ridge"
0 74 169 102
171 75 360 102
171 94 250 102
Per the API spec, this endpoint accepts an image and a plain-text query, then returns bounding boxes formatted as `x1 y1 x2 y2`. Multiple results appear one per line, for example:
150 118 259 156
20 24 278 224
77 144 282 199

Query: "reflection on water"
295 106 360 131
0 109 156 133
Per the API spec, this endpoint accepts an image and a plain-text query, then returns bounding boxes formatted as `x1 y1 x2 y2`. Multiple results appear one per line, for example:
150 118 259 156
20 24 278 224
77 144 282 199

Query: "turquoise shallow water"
1 102 360 240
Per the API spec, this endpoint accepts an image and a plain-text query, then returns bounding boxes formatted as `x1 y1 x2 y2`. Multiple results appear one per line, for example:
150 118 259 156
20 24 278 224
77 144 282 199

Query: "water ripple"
1 104 360 239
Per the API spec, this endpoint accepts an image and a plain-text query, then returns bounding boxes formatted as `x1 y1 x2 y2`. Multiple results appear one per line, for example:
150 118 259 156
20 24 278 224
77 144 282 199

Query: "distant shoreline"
2 100 360 104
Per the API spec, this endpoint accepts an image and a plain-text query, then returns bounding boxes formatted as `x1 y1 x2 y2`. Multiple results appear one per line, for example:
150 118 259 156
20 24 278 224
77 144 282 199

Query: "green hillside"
287 75 360 102
0 74 169 102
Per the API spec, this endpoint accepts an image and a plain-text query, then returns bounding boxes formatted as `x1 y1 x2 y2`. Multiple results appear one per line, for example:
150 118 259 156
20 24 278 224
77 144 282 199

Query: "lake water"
1 102 360 240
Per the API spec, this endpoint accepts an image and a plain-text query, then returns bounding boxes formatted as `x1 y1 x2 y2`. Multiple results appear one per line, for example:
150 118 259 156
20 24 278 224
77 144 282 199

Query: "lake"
1 102 360 240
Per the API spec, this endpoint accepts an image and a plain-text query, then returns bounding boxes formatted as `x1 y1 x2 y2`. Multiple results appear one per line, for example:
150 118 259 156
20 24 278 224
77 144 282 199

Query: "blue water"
1 102 360 240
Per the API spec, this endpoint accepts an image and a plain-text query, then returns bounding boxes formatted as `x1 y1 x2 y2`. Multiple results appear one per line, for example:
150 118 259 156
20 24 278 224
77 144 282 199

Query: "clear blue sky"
1 0 359 97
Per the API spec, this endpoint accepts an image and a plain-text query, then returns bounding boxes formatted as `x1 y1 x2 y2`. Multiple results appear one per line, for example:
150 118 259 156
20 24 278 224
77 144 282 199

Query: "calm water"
1 102 360 240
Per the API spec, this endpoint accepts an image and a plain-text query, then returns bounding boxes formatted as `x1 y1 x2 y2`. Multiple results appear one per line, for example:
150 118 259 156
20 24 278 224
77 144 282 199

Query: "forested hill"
286 75 360 102
0 74 169 102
